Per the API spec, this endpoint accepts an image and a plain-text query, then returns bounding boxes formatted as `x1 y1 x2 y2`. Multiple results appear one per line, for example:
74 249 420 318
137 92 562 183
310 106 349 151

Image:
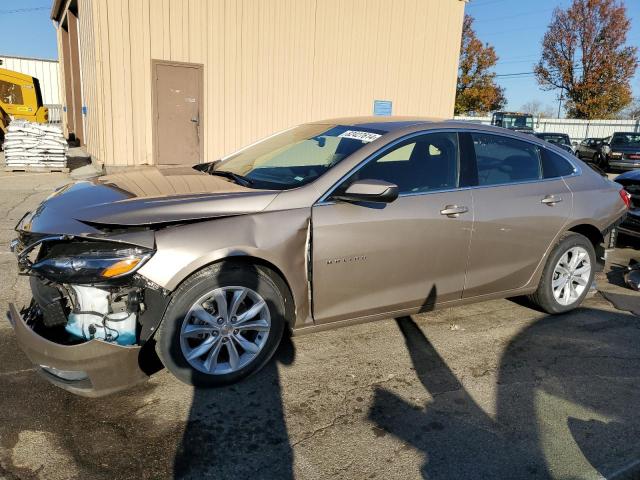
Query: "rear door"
312 132 473 324
462 132 573 298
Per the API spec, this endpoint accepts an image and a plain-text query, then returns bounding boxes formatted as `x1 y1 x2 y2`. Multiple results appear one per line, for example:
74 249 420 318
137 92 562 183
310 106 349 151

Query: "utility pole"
557 91 564 119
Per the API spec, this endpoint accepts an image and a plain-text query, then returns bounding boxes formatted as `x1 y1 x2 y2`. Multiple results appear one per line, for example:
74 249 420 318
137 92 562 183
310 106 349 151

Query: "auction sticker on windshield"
338 130 382 143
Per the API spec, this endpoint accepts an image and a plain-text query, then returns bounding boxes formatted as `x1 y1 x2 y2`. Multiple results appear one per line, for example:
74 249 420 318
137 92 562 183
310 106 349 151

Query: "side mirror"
333 179 399 204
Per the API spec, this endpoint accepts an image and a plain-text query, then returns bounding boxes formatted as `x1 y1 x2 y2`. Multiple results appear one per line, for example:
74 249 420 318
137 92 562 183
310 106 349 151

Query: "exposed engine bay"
29 277 142 346
14 232 165 348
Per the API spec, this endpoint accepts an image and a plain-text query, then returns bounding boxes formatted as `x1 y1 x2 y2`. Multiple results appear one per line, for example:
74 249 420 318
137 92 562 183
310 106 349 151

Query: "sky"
0 1 57 60
0 0 638 116
467 0 640 114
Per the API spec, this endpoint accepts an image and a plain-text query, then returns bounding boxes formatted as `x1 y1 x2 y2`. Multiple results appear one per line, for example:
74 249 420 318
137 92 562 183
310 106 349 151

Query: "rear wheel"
156 262 287 387
529 233 595 314
594 153 608 170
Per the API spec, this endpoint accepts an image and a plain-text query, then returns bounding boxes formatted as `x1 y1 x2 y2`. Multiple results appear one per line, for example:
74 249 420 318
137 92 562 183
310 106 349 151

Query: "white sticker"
338 130 382 143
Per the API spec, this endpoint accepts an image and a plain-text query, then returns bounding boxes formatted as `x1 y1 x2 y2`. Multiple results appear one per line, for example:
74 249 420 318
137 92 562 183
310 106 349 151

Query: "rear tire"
156 262 287 387
594 153 608 171
529 233 595 314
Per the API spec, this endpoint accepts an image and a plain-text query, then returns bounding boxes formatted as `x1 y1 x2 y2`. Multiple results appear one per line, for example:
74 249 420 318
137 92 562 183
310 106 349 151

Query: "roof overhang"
50 0 67 21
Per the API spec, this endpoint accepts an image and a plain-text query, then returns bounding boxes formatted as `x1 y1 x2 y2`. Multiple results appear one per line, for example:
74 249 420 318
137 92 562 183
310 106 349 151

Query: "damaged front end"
9 231 169 396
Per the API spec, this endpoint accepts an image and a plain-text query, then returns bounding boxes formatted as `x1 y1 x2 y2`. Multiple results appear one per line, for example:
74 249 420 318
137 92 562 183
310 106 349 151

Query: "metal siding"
59 0 465 166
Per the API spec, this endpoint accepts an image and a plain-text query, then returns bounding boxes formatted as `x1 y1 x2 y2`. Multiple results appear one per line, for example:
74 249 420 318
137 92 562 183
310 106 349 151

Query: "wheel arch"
167 253 297 327
566 223 605 271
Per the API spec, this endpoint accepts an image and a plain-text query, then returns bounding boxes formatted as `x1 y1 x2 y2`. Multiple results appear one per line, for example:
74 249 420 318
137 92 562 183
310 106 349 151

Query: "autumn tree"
535 0 638 119
455 15 506 115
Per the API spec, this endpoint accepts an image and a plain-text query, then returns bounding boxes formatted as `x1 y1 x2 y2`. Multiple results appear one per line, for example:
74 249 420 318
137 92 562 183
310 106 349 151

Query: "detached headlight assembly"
31 241 153 284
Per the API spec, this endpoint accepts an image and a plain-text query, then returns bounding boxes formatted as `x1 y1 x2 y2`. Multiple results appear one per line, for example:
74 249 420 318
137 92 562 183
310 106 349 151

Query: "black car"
575 137 606 163
615 169 640 237
600 132 640 171
534 132 574 154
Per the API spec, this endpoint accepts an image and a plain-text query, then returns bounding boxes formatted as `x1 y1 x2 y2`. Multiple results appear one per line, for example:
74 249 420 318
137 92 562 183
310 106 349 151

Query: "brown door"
153 61 203 165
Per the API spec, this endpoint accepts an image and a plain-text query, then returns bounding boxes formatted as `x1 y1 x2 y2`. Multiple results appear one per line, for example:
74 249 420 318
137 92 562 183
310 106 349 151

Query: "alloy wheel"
180 286 271 375
551 246 591 306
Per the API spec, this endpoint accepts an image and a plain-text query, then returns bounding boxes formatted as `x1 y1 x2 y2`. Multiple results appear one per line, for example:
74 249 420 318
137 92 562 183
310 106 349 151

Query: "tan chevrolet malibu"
8 117 628 396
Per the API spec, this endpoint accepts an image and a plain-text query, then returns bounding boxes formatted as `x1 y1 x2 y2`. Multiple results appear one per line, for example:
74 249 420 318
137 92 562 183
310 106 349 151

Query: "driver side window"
342 132 459 195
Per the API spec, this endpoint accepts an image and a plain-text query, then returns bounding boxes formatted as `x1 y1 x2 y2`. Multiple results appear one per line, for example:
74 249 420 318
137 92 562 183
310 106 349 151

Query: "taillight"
619 188 632 209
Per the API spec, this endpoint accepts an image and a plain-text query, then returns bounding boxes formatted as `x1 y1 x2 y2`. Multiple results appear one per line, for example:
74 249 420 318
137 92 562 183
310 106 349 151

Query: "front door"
312 132 474 324
153 61 202 165
462 132 572 298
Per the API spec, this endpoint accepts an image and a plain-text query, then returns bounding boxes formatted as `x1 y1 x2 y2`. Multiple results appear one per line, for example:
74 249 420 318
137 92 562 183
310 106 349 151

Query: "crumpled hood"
17 166 279 236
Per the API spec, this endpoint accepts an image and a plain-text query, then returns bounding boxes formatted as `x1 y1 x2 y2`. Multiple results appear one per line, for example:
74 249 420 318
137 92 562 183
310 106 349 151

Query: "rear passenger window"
471 133 541 186
541 149 575 178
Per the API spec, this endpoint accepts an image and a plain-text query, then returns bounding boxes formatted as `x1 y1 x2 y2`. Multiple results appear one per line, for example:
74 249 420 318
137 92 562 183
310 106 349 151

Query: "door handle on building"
440 205 469 217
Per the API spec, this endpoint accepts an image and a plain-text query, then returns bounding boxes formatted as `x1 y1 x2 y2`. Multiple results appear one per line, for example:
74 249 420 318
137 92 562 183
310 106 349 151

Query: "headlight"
611 152 623 158
31 241 153 284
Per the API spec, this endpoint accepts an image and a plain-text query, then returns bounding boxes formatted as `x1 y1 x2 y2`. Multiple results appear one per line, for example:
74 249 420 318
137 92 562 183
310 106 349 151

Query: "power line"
0 6 49 15
495 66 585 78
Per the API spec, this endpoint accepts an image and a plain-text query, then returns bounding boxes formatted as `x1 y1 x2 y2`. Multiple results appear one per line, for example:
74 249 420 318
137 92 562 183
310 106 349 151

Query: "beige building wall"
55 0 465 166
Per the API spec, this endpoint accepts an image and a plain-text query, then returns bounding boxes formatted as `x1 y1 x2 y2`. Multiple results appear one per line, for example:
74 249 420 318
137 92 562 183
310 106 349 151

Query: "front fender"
137 209 313 328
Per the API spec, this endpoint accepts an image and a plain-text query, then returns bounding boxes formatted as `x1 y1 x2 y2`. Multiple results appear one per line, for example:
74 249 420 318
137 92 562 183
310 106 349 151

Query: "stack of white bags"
3 120 67 170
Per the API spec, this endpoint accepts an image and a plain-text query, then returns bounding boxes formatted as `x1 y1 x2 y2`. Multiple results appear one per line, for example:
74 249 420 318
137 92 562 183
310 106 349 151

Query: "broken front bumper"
7 303 149 397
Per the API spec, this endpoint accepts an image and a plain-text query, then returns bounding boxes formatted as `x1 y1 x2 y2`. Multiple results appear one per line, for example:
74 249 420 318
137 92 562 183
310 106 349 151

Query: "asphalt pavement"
1 170 640 480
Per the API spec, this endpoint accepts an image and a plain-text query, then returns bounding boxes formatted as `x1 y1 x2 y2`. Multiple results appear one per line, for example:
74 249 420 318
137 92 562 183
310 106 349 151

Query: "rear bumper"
618 211 640 238
7 303 148 397
610 160 640 170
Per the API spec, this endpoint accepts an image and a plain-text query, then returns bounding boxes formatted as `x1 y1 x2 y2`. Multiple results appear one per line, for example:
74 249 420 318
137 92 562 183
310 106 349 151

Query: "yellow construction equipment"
0 67 48 123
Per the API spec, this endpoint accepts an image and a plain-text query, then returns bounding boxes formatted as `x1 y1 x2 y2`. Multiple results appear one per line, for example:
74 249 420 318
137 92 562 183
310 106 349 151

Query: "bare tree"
521 100 557 118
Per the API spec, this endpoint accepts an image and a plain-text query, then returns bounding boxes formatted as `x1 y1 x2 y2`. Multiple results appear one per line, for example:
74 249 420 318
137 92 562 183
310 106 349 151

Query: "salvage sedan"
8 118 628 396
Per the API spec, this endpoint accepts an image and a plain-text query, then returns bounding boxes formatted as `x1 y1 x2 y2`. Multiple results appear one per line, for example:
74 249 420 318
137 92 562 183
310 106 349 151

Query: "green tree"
535 0 638 119
455 15 506 115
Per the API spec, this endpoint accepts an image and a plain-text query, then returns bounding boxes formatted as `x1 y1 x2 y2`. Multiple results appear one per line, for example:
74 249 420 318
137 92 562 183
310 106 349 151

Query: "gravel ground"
1 170 639 480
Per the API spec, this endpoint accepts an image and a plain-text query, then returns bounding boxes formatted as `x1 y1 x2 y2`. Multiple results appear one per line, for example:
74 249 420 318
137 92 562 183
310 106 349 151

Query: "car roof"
308 116 440 133
306 116 566 147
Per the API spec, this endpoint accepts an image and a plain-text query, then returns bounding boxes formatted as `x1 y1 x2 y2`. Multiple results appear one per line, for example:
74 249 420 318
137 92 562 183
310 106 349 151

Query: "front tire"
156 262 287 387
529 233 595 314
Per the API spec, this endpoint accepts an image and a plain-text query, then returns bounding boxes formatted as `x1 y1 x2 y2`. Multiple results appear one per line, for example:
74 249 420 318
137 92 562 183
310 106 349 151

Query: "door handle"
541 195 562 206
190 116 199 123
440 205 469 217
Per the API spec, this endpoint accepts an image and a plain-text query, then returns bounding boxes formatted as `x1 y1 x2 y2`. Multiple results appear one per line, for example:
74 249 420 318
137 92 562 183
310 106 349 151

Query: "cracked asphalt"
1 169 640 479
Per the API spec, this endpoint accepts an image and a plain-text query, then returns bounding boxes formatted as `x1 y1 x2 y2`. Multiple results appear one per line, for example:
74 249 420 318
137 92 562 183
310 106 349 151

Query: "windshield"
538 134 570 146
214 124 385 190
611 133 640 148
501 115 533 129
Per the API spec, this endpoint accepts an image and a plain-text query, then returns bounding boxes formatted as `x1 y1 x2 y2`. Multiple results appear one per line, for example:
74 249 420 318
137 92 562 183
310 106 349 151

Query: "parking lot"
1 170 640 480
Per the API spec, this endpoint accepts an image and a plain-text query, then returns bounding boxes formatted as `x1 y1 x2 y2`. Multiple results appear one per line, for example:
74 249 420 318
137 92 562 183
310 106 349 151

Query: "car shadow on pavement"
174 261 297 479
369 310 640 479
173 332 295 479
